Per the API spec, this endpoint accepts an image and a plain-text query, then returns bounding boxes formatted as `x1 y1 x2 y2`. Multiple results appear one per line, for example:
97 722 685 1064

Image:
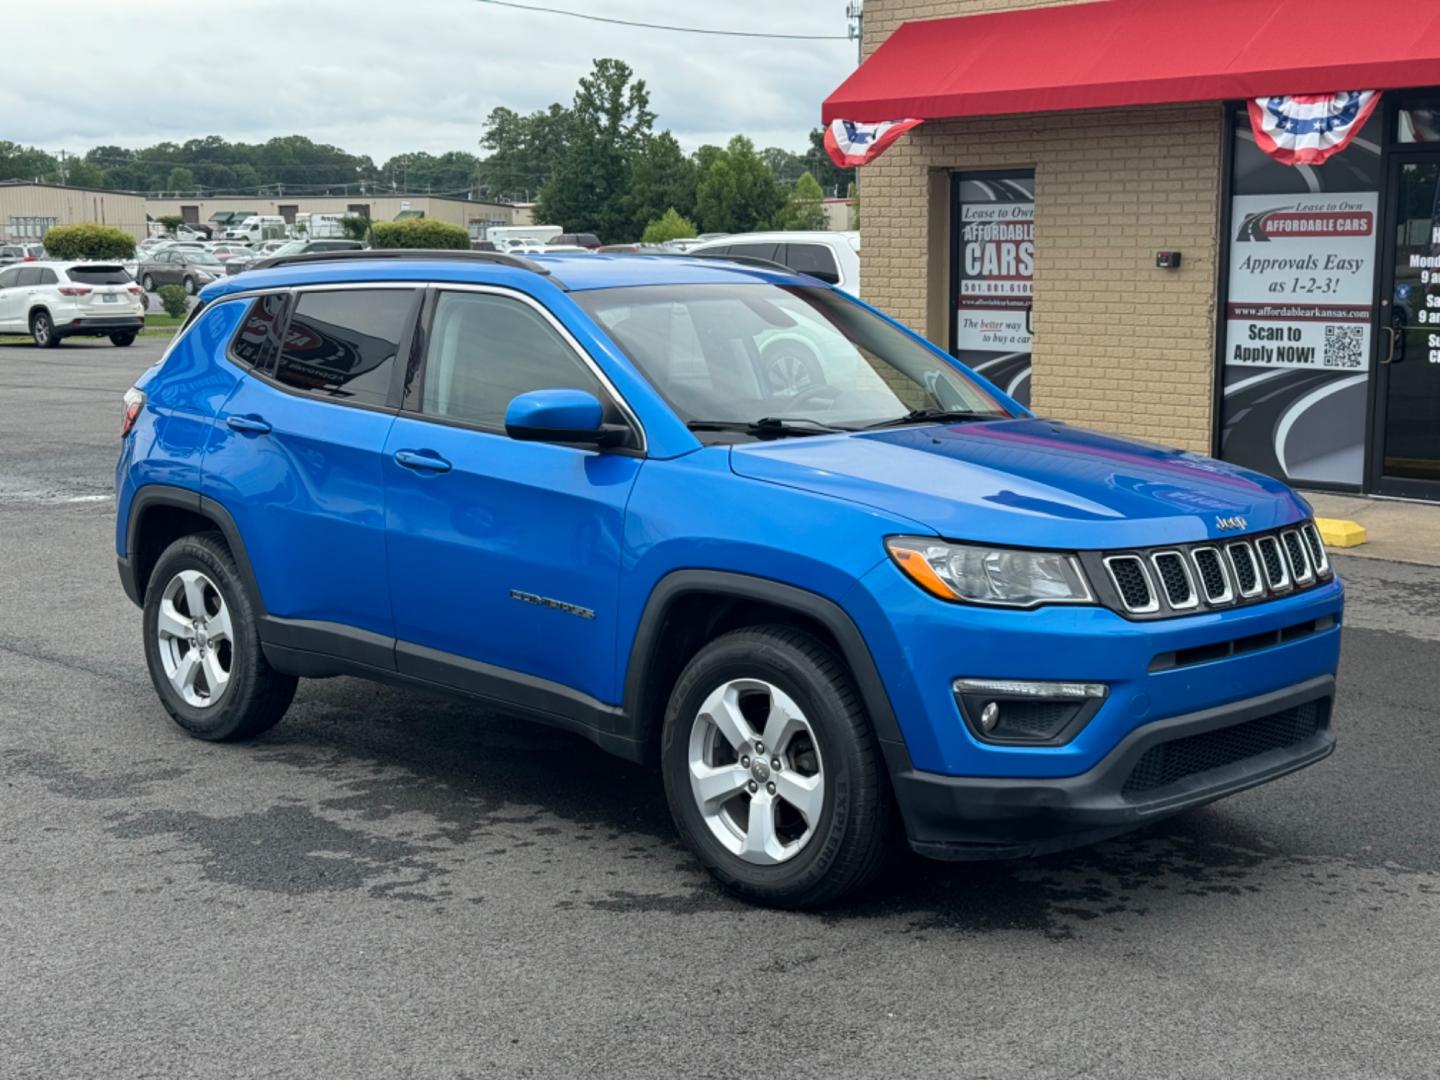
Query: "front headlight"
885 537 1093 608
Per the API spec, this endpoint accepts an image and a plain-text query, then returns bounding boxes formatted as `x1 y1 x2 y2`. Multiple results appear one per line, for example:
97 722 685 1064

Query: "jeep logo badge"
1215 515 1248 532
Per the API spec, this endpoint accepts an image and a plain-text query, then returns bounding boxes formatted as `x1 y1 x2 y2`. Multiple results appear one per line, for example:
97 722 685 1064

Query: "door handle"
394 449 452 473
1381 325 1399 365
226 414 272 434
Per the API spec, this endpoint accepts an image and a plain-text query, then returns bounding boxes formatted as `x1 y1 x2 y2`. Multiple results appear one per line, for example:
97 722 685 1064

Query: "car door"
0 267 21 330
152 251 177 285
205 285 422 648
383 286 644 705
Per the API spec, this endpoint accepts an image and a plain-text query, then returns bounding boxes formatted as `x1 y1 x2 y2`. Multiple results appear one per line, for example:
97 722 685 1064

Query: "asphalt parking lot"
3 337 1439 1079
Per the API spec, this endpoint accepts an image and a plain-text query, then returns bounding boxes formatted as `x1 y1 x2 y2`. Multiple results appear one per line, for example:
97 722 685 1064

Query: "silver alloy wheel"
688 678 825 865
31 315 49 345
156 569 234 708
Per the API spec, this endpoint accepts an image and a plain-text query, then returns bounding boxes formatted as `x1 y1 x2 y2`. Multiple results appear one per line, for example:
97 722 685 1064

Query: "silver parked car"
136 248 226 295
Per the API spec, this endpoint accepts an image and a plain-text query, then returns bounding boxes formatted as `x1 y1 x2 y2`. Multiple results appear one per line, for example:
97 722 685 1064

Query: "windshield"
186 252 222 265
578 284 1011 430
270 240 309 256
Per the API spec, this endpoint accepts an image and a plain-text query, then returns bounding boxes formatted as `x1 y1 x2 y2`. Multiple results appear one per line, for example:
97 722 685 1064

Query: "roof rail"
676 251 796 275
250 248 553 277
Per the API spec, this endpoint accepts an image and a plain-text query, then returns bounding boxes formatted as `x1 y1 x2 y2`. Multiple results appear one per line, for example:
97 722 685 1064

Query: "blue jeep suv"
116 249 1342 907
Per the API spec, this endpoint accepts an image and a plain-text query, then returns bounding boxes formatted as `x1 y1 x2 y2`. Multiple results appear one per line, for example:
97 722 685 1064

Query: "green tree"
536 58 655 240
338 215 371 241
156 214 185 235
166 166 197 192
64 158 106 188
641 208 698 244
0 140 60 183
773 171 827 231
625 132 697 238
694 136 783 235
477 103 573 202
761 146 805 185
806 127 856 197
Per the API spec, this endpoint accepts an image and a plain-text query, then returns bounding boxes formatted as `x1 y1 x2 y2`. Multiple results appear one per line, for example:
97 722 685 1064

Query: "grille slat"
1226 542 1262 597
1190 547 1232 604
1104 555 1157 613
1151 552 1197 609
1122 701 1325 797
1255 536 1290 591
1282 529 1314 583
1302 522 1329 575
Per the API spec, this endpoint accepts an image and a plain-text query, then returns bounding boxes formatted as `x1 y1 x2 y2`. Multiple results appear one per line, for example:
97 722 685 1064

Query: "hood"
729 419 1309 550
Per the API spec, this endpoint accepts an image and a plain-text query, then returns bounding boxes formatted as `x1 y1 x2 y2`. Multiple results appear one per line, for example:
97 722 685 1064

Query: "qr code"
1323 325 1365 368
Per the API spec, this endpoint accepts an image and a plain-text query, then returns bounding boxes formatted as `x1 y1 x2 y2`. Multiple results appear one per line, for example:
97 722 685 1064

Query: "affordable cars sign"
1225 192 1378 371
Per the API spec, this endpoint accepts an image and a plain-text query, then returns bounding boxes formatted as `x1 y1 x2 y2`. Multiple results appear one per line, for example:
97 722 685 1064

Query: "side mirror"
504 388 626 447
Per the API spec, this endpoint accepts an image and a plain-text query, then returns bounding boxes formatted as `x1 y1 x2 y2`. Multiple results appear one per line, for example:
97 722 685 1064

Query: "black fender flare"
119 484 266 614
621 570 910 763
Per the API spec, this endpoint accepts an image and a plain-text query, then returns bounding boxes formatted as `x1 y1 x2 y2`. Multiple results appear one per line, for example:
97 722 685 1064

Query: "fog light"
953 678 1108 745
979 701 1000 732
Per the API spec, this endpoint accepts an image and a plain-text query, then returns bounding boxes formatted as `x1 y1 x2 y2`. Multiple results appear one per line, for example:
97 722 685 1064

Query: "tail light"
126 285 143 296
58 285 93 296
121 387 146 438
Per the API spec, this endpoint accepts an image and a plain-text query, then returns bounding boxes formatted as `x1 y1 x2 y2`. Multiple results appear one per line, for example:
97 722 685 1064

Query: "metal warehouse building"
0 182 148 242
830 0 1440 502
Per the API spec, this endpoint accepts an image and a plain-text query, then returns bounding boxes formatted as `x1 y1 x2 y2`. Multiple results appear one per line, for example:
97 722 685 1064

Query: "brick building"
828 0 1440 502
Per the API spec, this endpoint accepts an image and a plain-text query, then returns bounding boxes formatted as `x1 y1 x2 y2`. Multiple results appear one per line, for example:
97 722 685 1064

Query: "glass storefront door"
1373 153 1440 498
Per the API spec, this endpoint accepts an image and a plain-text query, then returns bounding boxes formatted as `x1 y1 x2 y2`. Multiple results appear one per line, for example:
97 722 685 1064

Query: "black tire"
182 275 196 296
30 310 59 348
110 332 137 347
141 273 155 292
142 532 297 741
661 625 893 908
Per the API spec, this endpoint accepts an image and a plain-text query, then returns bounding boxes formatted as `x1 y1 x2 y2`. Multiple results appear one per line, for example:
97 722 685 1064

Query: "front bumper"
895 675 1335 860
55 315 144 338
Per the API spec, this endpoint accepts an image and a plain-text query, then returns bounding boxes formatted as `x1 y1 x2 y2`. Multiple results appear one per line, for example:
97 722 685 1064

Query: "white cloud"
4 0 856 160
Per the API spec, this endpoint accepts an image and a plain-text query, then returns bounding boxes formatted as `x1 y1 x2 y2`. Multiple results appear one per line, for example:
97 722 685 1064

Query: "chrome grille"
1302 522 1329 576
1190 547 1233 604
1103 555 1158 613
1225 542 1262 598
1151 552 1197 609
1255 535 1290 591
1282 529 1314 584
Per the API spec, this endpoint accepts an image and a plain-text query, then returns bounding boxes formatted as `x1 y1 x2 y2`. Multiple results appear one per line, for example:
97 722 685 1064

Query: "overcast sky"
4 0 857 162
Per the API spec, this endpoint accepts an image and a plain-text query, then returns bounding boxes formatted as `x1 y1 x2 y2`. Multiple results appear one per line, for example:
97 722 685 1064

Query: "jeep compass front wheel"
661 626 892 908
142 532 297 741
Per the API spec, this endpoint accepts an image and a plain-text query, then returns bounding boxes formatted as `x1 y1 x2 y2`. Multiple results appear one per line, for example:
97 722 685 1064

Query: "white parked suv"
685 230 861 296
0 262 145 348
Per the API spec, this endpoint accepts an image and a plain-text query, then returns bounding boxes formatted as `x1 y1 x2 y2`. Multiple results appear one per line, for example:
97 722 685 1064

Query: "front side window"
578 283 1010 431
274 288 417 406
0 268 19 289
420 291 604 430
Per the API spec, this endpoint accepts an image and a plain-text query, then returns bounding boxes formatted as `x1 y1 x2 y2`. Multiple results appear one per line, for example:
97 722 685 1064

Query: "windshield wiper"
687 417 851 438
861 408 1002 430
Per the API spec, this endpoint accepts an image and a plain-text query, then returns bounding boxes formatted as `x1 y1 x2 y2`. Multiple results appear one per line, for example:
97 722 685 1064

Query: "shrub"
157 285 189 319
40 224 135 261
641 208 697 244
338 215 370 242
155 215 185 235
370 218 468 250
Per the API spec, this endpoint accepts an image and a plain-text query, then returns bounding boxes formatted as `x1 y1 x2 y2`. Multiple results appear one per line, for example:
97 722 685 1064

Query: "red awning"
822 0 1440 123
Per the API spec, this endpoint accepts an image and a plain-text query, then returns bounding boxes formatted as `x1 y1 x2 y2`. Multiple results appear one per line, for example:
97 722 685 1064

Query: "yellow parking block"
1315 518 1366 548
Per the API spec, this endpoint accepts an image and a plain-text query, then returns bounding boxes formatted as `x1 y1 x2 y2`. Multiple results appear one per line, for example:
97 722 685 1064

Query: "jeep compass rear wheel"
661 626 892 908
142 532 297 741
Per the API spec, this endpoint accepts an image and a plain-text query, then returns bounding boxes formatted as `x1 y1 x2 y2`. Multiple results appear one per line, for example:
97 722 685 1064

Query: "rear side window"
67 266 131 285
274 288 418 406
727 242 781 262
230 293 290 371
783 243 840 283
420 291 603 430
36 269 58 285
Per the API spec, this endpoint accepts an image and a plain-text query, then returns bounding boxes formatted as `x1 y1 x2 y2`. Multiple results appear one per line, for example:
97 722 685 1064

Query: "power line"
470 0 850 40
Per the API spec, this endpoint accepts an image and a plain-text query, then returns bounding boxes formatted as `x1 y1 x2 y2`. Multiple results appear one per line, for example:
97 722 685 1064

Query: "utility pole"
847 0 863 64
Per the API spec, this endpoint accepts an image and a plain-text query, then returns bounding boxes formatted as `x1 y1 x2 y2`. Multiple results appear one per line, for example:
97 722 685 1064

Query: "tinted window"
16 268 42 287
36 269 58 285
231 293 290 371
727 242 781 262
421 291 603 429
67 266 131 285
274 289 417 406
783 243 840 282
0 268 19 288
